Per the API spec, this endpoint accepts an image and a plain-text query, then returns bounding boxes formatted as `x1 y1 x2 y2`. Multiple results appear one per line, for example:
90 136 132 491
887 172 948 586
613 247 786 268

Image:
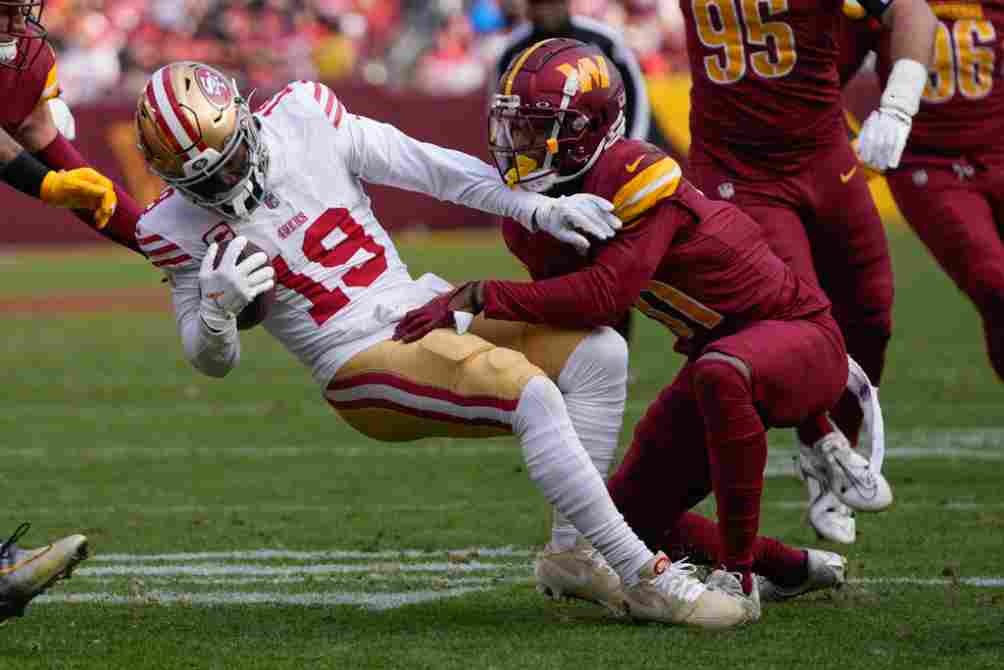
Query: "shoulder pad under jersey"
136 188 223 272
256 80 346 129
583 139 682 228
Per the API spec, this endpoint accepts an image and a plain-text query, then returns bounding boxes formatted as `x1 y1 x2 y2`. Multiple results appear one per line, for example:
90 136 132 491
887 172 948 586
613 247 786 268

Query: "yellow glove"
39 167 118 229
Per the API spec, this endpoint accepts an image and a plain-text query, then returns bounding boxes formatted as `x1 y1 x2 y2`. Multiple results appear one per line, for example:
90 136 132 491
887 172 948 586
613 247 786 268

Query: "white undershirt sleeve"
340 114 548 229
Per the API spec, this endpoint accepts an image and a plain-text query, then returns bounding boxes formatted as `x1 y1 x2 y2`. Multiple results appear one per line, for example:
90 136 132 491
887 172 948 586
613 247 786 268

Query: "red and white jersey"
137 81 538 386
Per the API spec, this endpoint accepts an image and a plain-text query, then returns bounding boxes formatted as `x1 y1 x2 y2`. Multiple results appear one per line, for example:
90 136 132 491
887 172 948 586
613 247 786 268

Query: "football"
212 238 276 330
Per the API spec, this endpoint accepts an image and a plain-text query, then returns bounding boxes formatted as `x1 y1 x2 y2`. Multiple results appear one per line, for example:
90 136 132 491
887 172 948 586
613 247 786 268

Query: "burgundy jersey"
836 12 882 85
878 0 1004 153
681 0 887 174
492 140 831 353
0 39 59 135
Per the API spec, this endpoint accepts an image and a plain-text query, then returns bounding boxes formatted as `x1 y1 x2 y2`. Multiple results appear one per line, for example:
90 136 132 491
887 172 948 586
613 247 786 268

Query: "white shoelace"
651 558 705 603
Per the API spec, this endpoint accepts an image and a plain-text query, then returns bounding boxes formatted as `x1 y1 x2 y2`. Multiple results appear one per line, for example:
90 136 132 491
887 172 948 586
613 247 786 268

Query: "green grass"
1 227 1002 669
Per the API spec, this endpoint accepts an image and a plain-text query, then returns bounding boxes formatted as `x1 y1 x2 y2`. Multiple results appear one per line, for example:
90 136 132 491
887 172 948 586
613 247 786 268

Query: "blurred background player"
679 0 936 543
861 1 1004 385
399 38 856 609
134 62 753 629
0 0 141 254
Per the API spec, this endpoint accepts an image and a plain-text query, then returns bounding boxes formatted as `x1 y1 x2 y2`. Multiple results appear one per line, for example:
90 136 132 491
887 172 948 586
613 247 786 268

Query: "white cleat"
759 549 847 602
800 465 857 544
799 431 893 513
0 523 89 624
623 553 753 629
705 569 761 622
535 540 626 616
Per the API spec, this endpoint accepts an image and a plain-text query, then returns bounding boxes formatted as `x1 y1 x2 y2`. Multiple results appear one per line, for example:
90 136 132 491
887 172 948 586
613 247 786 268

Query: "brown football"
212 238 276 330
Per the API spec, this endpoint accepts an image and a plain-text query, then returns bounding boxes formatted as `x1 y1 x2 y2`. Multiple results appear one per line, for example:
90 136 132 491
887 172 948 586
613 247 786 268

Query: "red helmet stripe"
160 67 209 153
144 82 184 154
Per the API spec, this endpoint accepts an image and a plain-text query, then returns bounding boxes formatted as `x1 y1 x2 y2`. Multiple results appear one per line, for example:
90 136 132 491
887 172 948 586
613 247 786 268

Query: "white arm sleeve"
169 267 240 378
341 114 548 227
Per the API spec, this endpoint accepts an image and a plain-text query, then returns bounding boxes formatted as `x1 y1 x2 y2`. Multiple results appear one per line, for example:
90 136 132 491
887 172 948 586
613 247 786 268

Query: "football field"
1 227 1001 669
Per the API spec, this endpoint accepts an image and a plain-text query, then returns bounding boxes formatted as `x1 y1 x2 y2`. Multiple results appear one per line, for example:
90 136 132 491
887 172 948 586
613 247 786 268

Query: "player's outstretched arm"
1 115 117 228
15 100 143 254
856 0 936 171
394 213 678 342
880 0 936 69
343 113 621 253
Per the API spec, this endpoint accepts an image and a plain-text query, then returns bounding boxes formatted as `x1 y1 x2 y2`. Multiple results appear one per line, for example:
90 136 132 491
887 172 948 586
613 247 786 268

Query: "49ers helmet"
0 1 46 70
490 38 625 192
136 62 268 221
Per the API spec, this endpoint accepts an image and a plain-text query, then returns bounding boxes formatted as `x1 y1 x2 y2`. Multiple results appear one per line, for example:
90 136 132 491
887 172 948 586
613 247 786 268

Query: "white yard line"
32 543 1004 612
35 588 487 610
33 576 1004 612
92 547 533 563
79 561 523 577
77 575 522 587
851 577 1004 588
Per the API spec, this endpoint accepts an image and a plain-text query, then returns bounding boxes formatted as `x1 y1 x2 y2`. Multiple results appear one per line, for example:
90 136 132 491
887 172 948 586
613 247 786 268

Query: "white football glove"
857 107 912 172
858 59 927 172
199 236 275 331
531 193 622 255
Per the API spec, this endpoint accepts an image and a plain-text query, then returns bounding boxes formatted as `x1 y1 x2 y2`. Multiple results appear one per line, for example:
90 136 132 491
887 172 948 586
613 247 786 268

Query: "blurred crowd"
42 0 689 104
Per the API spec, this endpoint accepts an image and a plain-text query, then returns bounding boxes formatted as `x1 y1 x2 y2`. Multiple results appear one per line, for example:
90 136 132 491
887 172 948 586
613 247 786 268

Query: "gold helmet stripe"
504 39 557 95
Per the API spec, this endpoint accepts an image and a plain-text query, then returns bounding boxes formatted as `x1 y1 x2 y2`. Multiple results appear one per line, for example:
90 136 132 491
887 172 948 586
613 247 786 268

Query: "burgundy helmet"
0 1 47 70
490 38 626 192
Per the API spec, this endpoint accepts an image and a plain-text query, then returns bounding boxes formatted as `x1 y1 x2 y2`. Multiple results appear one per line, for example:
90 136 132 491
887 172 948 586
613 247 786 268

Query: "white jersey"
137 81 548 387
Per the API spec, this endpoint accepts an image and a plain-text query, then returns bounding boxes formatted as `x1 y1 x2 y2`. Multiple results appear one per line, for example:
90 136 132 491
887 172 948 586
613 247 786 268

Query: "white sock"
514 376 651 585
551 327 629 551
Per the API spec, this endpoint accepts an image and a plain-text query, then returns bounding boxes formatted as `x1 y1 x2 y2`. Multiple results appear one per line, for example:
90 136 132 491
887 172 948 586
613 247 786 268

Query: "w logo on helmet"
556 56 611 93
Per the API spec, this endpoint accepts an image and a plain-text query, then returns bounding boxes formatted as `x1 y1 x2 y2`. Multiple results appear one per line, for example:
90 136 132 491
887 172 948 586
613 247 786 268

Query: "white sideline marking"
92 547 532 563
36 588 486 610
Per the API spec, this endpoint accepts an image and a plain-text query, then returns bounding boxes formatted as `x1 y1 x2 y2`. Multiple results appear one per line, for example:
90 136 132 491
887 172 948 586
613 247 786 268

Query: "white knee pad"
557 326 628 478
557 326 629 397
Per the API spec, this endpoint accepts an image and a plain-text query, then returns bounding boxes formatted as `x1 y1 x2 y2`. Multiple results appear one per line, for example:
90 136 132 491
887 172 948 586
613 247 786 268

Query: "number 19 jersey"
137 81 450 386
